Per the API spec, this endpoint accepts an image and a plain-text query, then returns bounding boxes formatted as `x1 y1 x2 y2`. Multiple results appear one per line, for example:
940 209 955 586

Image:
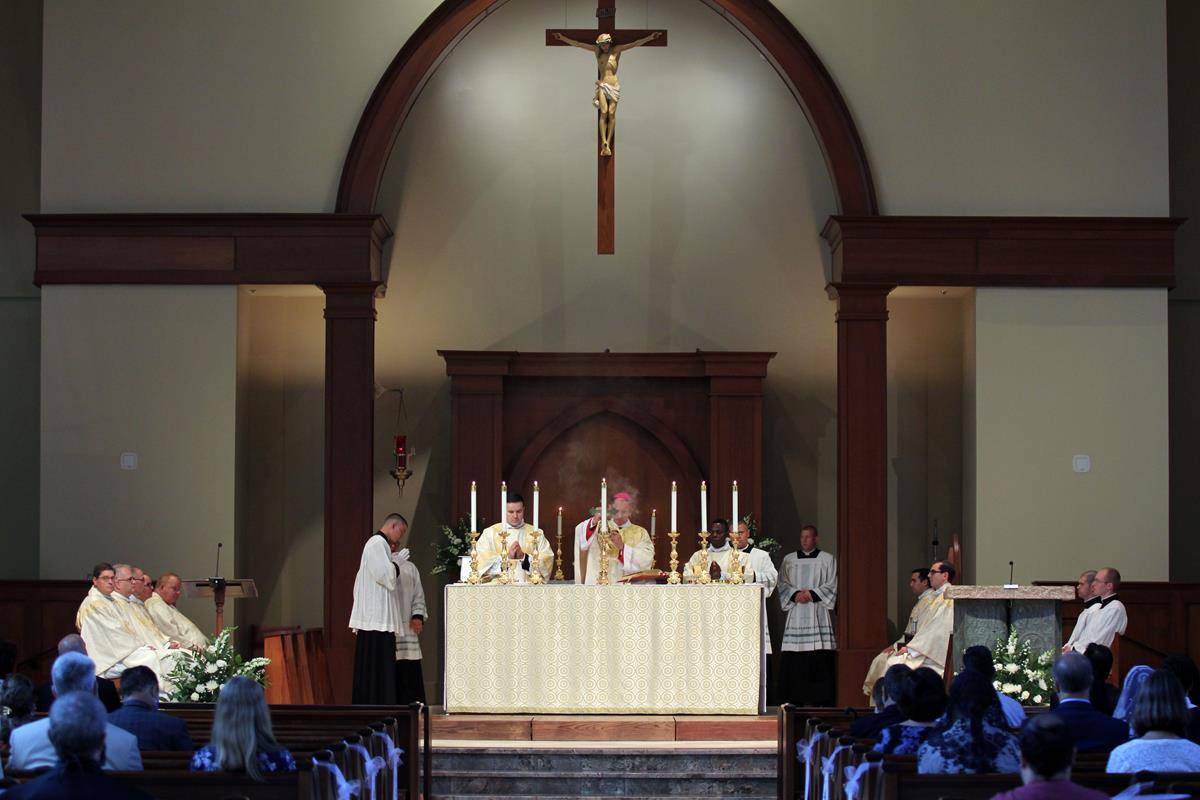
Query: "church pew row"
1 768 313 800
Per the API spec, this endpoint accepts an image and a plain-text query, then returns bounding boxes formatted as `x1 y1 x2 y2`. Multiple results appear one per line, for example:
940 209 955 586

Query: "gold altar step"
429 710 777 742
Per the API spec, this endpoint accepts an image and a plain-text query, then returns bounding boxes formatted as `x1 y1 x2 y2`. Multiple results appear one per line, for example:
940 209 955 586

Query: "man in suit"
851 664 911 739
2 691 152 799
1049 652 1129 753
107 666 194 751
34 634 120 713
8 652 143 771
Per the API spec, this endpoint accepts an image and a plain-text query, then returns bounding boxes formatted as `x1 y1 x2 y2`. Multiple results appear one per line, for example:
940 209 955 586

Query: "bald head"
156 572 183 606
57 634 86 656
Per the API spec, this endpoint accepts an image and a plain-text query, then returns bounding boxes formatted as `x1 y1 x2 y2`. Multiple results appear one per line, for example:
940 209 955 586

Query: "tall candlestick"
533 481 540 531
671 481 678 533
554 506 565 581
731 481 739 534
650 508 657 571
501 481 508 530
601 478 608 533
700 481 708 532
470 481 477 532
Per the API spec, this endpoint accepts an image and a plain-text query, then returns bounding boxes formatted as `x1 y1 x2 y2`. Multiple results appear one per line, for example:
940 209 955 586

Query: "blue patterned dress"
875 722 939 755
916 719 1020 774
190 745 297 774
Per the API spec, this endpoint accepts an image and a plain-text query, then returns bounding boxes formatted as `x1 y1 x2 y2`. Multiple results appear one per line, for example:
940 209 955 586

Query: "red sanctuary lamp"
390 434 413 496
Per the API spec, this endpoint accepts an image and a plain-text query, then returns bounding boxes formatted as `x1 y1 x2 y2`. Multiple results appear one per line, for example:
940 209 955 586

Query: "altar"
443 583 765 715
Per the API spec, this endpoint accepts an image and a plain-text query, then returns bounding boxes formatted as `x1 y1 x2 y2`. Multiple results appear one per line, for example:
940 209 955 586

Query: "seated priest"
145 572 210 651
573 492 654 583
77 563 175 690
1063 567 1127 653
121 565 183 651
683 519 736 582
476 492 554 583
863 567 935 701
883 560 955 679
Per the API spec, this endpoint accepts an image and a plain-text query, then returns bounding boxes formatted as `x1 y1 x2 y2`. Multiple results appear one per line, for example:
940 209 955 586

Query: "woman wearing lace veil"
1113 665 1155 728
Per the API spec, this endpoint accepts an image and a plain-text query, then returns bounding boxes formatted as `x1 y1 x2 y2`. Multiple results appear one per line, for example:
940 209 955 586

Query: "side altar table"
945 585 1075 672
443 584 764 714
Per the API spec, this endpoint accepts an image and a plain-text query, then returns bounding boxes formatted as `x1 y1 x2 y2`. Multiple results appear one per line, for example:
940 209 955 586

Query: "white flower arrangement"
164 627 270 703
991 630 1054 706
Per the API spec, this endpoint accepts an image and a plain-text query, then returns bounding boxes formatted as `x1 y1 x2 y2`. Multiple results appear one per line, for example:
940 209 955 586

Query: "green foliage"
741 513 781 558
991 630 1055 706
432 516 483 575
164 627 269 703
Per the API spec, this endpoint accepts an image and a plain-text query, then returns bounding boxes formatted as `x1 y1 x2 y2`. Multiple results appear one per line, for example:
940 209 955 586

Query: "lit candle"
501 481 508 531
700 481 708 532
557 506 563 540
671 481 678 532
470 481 477 532
533 481 540 531
601 478 608 533
731 481 739 536
651 508 656 539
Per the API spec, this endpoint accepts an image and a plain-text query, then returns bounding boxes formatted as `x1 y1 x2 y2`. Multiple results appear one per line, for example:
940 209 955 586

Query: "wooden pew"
877 764 1200 800
779 704 874 800
3 768 313 800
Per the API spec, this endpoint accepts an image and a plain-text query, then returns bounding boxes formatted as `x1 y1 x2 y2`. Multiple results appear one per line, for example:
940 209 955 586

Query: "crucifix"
547 1 668 254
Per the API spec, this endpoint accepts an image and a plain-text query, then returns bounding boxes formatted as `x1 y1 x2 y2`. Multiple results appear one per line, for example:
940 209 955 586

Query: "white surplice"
1066 594 1127 652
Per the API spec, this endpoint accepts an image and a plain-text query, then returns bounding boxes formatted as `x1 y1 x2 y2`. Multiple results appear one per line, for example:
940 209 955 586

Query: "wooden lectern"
183 578 258 636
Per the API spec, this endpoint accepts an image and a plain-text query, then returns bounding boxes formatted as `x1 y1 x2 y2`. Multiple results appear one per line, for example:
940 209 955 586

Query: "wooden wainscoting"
0 580 90 683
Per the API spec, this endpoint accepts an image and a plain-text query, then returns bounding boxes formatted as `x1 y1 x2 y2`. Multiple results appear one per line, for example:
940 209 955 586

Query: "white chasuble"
574 519 653 584
863 586 937 698
145 593 209 651
476 523 554 583
778 549 838 651
885 584 954 675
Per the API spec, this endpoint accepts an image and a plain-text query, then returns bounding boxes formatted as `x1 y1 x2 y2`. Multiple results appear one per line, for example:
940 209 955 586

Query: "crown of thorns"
596 33 613 43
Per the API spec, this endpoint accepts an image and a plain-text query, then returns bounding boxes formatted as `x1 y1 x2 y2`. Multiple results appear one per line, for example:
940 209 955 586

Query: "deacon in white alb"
476 492 554 582
1063 567 1127 653
350 513 411 705
777 525 838 707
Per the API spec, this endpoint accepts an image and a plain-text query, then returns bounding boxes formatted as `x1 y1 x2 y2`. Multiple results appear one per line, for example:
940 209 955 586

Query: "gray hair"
51 651 96 696
57 634 87 656
47 691 106 763
112 563 132 575
211 676 281 781
1053 652 1094 694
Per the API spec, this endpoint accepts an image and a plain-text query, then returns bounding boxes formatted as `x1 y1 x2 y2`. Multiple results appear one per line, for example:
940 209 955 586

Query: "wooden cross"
546 1 668 254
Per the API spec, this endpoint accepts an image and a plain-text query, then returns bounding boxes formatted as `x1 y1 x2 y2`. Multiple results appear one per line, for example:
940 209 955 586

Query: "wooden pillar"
322 283 378 703
833 284 892 707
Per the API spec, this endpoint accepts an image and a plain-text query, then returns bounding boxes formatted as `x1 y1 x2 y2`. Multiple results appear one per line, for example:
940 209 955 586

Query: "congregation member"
394 544 428 705
962 645 1026 728
1 674 36 749
885 561 956 678
777 525 838 707
2 692 153 800
34 635 121 713
8 652 142 772
190 676 297 779
875 666 947 755
862 567 934 700
145 572 210 651
476 493 554 582
1161 653 1200 743
1113 665 1154 728
1047 652 1129 753
917 670 1020 774
990 714 1110 800
1063 567 1126 653
350 513 412 704
852 664 910 739
107 666 194 751
683 519 735 582
574 492 653 583
1106 669 1200 773
1061 570 1099 654
1082 643 1121 715
76 562 171 687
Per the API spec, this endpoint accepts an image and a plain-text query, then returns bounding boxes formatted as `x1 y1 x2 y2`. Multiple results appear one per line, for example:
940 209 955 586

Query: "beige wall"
0 0 41 578
971 288 1169 584
40 286 238 630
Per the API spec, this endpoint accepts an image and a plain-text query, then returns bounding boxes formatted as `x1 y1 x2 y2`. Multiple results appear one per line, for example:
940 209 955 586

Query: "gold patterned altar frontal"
444 584 763 714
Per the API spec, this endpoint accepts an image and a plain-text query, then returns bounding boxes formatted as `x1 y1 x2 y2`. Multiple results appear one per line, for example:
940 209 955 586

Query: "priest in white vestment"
1064 567 1127 653
884 560 955 678
350 513 411 704
476 492 554 582
778 525 838 706
862 567 934 699
683 520 737 582
76 562 171 688
146 572 210 651
574 492 654 584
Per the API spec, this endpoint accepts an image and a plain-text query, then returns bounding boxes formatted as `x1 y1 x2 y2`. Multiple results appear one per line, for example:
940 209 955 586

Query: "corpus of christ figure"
552 29 662 156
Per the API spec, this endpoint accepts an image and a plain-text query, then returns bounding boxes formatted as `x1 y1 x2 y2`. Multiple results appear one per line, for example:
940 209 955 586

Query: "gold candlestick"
667 530 681 584
726 540 745 585
597 523 612 585
497 527 512 585
696 532 712 584
467 529 481 584
527 528 544 584
554 508 565 581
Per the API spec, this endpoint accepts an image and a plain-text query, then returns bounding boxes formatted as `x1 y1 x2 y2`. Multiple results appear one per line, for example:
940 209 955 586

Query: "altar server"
394 555 427 705
1062 570 1101 653
350 513 410 704
778 525 838 706
146 573 210 651
1064 567 1127 653
476 493 554 582
76 563 170 686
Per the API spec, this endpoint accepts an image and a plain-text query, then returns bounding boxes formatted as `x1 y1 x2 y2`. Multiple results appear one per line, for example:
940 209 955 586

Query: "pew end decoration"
164 627 270 702
991 630 1053 705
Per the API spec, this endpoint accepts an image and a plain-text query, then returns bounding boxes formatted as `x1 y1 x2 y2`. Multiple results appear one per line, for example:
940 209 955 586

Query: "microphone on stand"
1004 560 1018 589
215 542 223 577
210 542 226 590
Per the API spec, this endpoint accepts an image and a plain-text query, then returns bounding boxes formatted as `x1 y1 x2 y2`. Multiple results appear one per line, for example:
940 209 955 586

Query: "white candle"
601 478 608 533
731 481 739 535
470 481 477 532
533 481 540 531
671 481 678 532
651 509 656 539
557 506 563 540
700 481 708 532
501 481 508 530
